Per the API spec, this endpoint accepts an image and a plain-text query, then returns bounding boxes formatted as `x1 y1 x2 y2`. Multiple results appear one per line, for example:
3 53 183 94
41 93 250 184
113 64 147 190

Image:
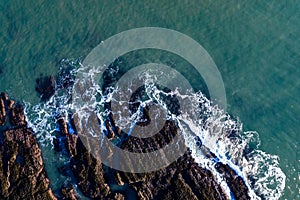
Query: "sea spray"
23 60 285 199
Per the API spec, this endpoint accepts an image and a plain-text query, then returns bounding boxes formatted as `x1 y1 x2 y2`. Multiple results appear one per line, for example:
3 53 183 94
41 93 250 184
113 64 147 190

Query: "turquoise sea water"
0 1 299 199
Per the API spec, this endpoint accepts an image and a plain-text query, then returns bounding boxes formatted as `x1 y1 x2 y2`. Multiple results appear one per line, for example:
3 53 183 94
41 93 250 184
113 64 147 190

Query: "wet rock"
35 75 55 102
60 113 244 199
65 134 77 158
57 118 68 135
0 93 15 126
215 162 250 200
0 93 57 199
1 92 8 101
62 118 228 200
110 193 125 200
7 100 15 110
0 92 26 127
115 172 124 186
135 107 151 127
9 103 26 127
69 138 111 199
59 111 251 200
110 121 229 200
61 186 77 200
105 120 115 140
54 116 115 199
0 127 57 199
0 98 6 126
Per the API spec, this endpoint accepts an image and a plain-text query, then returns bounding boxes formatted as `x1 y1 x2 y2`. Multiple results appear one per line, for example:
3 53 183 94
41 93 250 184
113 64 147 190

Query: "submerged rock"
35 75 55 102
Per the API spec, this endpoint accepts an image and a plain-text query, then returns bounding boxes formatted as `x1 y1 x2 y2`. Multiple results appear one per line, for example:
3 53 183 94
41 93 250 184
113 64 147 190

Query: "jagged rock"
105 120 115 140
0 128 57 200
35 75 55 102
59 111 251 200
9 103 26 127
1 92 8 101
0 92 26 127
215 162 250 200
60 186 77 200
54 117 114 199
65 134 77 158
0 93 57 200
7 100 14 110
69 138 111 199
0 98 6 125
110 193 125 200
107 120 229 200
51 76 251 200
57 118 68 135
61 116 230 200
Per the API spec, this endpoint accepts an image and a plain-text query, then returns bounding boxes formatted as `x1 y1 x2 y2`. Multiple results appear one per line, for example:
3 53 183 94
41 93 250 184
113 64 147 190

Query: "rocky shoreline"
0 93 56 200
0 72 251 199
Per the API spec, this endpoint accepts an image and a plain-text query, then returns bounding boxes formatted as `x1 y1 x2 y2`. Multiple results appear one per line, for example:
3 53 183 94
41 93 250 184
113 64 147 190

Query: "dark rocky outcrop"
35 75 55 102
215 162 250 199
0 93 57 200
116 121 228 200
67 134 111 199
0 94 6 126
9 103 26 127
60 186 77 200
57 115 233 200
0 128 57 200
0 87 251 199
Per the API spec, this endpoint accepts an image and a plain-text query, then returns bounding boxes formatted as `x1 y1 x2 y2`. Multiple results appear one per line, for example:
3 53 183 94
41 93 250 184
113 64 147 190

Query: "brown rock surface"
9 103 26 127
0 127 57 200
61 116 232 200
0 98 6 126
117 122 229 200
0 93 57 200
60 186 77 200
0 90 246 200
68 136 111 199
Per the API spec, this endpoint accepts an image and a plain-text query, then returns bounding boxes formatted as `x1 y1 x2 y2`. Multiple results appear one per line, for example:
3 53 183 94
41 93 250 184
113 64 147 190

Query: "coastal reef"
0 93 57 200
53 112 250 200
0 64 251 199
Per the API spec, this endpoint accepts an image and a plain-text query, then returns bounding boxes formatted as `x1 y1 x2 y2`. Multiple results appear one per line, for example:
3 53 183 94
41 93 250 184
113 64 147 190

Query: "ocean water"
0 1 299 199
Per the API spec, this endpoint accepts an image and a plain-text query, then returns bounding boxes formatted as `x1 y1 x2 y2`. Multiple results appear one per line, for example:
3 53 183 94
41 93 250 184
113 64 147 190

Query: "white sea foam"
23 61 286 199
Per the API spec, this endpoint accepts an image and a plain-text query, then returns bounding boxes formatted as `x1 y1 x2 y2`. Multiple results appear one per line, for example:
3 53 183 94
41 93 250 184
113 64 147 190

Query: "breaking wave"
24 59 285 199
